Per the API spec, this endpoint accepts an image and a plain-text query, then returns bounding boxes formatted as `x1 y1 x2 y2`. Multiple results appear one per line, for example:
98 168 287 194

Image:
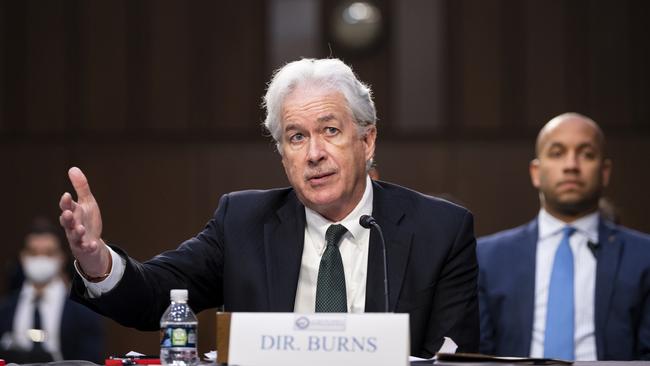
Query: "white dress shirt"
82 176 374 314
294 175 373 313
11 278 67 361
530 209 598 360
81 246 126 298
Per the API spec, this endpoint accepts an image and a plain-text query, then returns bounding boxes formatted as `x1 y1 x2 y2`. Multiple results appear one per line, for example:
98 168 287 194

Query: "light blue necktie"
544 226 576 360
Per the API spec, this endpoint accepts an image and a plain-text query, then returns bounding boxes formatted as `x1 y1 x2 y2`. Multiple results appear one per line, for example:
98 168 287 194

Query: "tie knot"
326 224 348 248
562 226 576 238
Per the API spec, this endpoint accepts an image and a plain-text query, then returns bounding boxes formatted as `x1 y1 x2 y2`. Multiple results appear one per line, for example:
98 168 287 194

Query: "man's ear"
363 126 377 162
601 158 612 188
529 158 541 189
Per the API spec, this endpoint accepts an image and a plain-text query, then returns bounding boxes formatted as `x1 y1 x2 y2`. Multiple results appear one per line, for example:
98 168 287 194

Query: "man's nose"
563 151 580 171
307 136 326 164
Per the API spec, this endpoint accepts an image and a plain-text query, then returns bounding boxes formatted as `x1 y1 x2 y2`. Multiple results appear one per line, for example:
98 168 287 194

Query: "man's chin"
300 189 338 208
551 197 598 217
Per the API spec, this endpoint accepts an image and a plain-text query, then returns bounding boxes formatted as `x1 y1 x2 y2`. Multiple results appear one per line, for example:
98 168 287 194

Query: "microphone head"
587 241 599 250
359 215 375 229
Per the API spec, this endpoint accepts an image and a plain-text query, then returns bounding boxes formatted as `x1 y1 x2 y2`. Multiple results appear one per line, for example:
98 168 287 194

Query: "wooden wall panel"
563 1 591 115
452 0 503 130
523 0 568 128
0 0 5 130
80 1 128 132
210 3 267 133
149 2 190 131
187 0 219 131
454 142 538 236
24 1 68 133
393 0 446 133
603 137 650 231
376 143 453 195
124 0 152 132
588 0 633 129
628 1 650 126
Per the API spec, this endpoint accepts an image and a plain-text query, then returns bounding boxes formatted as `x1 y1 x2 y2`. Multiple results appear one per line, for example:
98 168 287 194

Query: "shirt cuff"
76 246 126 298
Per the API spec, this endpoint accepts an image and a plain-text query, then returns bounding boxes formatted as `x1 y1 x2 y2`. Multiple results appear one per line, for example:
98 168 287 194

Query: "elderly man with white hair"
59 58 479 358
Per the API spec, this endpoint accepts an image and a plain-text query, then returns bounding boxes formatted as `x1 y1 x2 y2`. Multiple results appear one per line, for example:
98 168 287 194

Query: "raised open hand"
59 167 111 278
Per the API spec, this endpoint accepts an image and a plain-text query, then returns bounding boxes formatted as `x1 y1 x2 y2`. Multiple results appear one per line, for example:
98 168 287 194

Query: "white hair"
262 58 377 149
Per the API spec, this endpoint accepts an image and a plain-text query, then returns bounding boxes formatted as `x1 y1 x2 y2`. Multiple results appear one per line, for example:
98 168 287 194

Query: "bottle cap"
170 289 188 302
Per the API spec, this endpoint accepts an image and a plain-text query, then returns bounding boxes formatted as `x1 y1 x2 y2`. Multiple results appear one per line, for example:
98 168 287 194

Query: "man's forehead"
281 89 350 125
537 116 603 152
25 233 61 251
283 86 346 108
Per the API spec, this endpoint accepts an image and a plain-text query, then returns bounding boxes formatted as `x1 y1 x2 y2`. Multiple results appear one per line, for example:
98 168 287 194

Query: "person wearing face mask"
0 218 105 363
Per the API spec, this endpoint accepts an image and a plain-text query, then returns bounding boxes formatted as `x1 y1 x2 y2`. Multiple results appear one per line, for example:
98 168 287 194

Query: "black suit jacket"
72 180 479 357
0 288 105 363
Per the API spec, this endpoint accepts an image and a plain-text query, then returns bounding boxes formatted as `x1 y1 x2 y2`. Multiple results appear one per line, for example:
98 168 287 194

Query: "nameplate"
227 312 409 366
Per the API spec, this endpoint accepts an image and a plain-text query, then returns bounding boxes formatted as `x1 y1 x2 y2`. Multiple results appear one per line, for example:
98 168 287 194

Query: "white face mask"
22 256 61 284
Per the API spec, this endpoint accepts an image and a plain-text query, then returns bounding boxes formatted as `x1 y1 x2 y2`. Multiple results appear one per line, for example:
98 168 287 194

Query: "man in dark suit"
58 58 479 358
477 113 650 360
0 219 104 363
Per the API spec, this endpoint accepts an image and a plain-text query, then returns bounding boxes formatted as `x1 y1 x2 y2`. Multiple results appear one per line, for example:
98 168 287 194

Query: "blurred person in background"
477 113 650 360
0 218 105 363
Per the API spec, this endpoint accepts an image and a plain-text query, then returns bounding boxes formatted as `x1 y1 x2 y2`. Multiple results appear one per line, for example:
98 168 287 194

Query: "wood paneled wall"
1 0 648 357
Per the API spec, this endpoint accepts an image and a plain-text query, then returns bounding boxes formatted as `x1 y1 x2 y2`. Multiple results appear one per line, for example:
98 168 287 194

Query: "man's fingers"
59 211 86 245
75 224 86 241
59 192 75 211
68 167 93 200
60 210 76 230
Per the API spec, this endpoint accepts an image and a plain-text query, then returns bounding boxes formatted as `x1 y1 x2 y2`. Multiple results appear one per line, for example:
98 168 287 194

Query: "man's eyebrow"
317 114 336 123
576 142 596 149
284 123 299 132
547 142 565 149
546 141 598 152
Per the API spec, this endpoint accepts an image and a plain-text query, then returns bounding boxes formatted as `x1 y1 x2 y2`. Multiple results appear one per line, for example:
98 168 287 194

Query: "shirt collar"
305 175 374 245
19 277 67 303
538 208 599 243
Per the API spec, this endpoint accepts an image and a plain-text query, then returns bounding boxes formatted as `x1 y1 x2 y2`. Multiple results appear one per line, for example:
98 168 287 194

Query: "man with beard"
59 58 479 358
477 113 650 360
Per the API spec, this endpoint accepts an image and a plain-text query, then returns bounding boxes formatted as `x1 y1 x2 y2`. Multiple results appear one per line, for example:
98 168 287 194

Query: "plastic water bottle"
160 289 199 366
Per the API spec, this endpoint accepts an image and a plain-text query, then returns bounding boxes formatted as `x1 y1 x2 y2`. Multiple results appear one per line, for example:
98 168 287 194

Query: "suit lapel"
59 299 70 352
2 294 20 332
594 220 622 359
264 191 306 311
365 181 412 312
517 220 539 355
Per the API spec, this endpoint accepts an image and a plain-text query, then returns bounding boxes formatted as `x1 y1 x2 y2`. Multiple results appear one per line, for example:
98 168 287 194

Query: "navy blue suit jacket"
0 288 105 363
477 219 650 360
71 180 479 358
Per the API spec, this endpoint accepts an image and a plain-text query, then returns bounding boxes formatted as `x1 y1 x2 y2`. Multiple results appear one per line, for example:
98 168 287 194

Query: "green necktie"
315 224 348 312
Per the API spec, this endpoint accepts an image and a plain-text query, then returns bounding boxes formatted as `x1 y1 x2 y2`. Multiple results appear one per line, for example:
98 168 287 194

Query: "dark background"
1 0 648 357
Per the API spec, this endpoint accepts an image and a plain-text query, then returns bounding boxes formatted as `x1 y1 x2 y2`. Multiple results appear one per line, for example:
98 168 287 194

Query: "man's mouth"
307 171 336 185
557 180 583 189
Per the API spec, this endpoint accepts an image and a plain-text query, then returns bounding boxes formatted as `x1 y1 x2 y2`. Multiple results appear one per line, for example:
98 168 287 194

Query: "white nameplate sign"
227 313 409 366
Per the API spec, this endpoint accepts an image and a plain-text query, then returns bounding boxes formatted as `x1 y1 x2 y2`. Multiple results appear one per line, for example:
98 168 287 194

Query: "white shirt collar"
304 175 374 245
19 277 68 303
538 208 599 243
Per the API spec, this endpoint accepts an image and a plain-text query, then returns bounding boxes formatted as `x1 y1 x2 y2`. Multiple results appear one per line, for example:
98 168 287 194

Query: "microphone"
587 241 599 259
359 214 389 313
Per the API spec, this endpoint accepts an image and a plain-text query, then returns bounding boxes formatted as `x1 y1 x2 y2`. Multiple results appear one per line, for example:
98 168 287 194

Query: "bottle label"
161 325 197 348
